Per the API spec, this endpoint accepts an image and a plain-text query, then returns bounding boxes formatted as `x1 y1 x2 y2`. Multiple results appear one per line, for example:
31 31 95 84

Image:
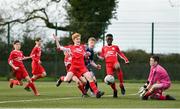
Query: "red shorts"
105 61 119 75
13 67 29 81
31 61 45 75
69 65 88 78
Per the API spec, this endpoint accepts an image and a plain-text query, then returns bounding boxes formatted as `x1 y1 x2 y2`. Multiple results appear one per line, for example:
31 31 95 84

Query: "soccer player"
142 55 175 100
24 37 46 92
55 43 88 97
98 34 129 97
53 33 104 98
84 37 101 95
8 40 39 96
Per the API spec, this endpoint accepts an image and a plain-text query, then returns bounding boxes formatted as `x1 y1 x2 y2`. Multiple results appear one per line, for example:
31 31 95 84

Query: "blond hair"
72 33 81 41
88 37 96 42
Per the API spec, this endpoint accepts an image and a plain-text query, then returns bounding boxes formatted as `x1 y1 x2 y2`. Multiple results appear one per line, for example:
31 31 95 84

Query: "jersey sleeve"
148 68 156 85
116 46 129 62
99 47 105 58
8 52 14 64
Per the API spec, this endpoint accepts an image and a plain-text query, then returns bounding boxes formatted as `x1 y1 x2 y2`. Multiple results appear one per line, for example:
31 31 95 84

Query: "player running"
98 34 129 98
8 40 39 96
84 37 101 96
24 37 46 93
141 55 175 100
55 43 88 97
53 33 104 98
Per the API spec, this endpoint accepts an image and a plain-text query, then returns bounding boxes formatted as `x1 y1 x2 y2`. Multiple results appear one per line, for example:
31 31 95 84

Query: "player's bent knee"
43 72 47 77
64 77 71 82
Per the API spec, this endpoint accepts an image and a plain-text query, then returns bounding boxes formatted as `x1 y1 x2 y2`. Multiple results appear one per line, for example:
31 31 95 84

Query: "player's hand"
97 53 104 60
14 66 19 70
30 54 35 58
96 64 101 70
53 34 59 41
85 51 91 58
125 60 129 64
86 51 91 56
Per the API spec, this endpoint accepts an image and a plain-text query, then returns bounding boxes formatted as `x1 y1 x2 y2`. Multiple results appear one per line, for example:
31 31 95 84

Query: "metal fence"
0 22 180 80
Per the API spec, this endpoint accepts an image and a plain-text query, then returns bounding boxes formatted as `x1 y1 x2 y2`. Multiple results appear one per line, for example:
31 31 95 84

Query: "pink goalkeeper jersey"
148 64 171 85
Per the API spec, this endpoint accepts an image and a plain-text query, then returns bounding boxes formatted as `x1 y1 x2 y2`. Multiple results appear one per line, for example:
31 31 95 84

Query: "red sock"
117 70 124 87
31 78 35 82
78 83 86 95
110 83 117 91
28 82 38 95
89 82 99 94
158 95 166 100
25 78 36 88
145 91 152 97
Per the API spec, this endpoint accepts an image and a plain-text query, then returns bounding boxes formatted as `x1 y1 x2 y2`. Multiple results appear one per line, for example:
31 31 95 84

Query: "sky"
104 0 180 54
0 0 180 54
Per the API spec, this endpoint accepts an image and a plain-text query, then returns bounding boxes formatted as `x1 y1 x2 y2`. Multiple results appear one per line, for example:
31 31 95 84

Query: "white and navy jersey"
85 46 94 67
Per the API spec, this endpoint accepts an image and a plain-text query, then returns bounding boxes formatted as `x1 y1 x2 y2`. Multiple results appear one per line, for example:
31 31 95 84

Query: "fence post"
151 22 154 55
55 22 58 80
7 23 10 53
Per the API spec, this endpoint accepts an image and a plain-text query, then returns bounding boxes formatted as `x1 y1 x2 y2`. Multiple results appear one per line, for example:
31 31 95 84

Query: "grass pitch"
0 81 179 108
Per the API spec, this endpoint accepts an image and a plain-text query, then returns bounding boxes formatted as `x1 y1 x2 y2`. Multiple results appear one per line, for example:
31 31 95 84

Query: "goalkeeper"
139 55 175 100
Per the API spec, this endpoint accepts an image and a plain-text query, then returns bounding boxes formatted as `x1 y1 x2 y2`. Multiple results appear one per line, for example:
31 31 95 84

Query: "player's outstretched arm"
53 34 61 49
53 34 70 53
117 47 129 64
90 60 101 70
21 56 32 61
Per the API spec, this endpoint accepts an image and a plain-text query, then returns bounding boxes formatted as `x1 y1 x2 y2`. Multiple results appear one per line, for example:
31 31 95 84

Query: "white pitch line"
0 96 81 104
0 94 138 104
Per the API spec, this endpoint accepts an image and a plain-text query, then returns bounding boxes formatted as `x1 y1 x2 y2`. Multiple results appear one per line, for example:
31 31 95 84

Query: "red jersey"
60 45 86 67
30 46 41 63
8 50 25 68
100 45 128 63
70 45 86 67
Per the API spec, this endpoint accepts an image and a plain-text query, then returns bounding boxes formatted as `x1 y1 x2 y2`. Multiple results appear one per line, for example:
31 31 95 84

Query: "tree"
0 15 5 37
0 0 118 42
66 0 118 42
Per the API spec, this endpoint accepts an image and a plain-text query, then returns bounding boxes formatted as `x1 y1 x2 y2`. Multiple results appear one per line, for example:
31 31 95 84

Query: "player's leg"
143 83 166 100
84 71 93 93
21 67 39 96
83 71 104 98
149 89 167 100
10 69 24 88
72 76 88 97
89 72 98 96
114 62 125 95
25 75 39 96
31 72 46 82
31 63 46 82
106 63 118 97
25 64 46 91
56 71 74 87
9 78 22 88
147 84 175 100
56 64 71 87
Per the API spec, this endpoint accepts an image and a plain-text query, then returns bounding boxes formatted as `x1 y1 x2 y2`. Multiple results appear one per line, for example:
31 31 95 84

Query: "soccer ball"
104 75 115 85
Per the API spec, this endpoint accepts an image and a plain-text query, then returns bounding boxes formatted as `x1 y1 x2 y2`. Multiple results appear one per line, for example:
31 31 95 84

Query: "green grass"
0 81 179 108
